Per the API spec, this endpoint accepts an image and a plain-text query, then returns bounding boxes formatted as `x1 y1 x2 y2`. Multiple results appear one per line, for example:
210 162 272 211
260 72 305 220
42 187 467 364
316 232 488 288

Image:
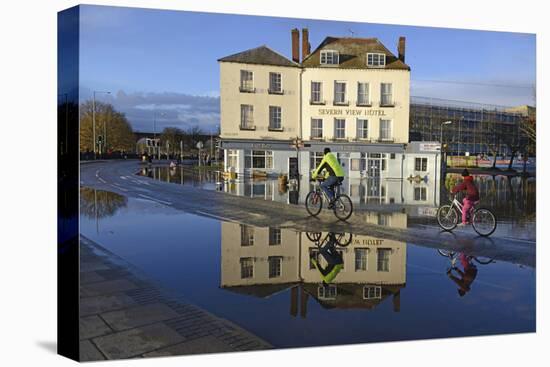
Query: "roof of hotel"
218 45 300 67
302 37 410 70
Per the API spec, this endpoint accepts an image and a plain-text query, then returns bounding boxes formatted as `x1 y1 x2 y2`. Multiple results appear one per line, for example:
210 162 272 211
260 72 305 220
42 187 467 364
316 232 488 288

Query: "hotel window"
378 213 391 226
357 82 370 105
367 53 386 67
350 159 361 171
334 118 346 139
245 150 273 169
227 150 238 169
269 106 282 130
268 256 282 278
357 119 368 139
240 70 254 92
310 152 324 172
414 187 427 201
318 285 337 300
269 72 282 93
363 286 382 299
311 81 323 103
309 248 320 269
380 83 393 106
377 248 391 272
320 50 339 65
311 118 323 138
240 257 254 279
355 248 368 271
379 119 392 140
269 228 281 246
240 225 254 246
334 81 347 104
240 105 254 129
415 157 428 171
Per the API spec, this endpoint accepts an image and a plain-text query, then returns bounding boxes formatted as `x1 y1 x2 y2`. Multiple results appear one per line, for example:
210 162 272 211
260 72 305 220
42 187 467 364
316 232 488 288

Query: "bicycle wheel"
472 208 497 237
473 256 495 265
333 195 353 221
305 191 322 216
306 232 322 242
436 205 458 231
335 233 352 247
437 249 454 258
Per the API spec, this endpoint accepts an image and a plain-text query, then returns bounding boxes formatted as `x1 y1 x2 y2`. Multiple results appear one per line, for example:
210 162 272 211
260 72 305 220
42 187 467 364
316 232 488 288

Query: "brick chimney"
302 28 310 61
398 36 406 62
291 28 300 63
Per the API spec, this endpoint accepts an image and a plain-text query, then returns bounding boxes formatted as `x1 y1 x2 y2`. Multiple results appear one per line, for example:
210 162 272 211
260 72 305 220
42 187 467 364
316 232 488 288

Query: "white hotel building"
218 29 441 208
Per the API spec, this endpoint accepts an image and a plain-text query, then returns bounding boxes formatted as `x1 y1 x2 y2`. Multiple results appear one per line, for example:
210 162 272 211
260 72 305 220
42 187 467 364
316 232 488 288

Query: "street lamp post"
153 110 165 160
92 90 111 159
440 120 453 173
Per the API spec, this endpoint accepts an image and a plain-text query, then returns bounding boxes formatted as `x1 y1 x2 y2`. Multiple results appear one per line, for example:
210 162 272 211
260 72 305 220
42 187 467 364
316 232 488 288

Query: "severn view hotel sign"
318 108 387 116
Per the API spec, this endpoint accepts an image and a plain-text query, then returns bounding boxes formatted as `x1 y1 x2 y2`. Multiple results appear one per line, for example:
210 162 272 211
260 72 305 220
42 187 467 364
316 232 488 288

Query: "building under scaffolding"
410 96 529 156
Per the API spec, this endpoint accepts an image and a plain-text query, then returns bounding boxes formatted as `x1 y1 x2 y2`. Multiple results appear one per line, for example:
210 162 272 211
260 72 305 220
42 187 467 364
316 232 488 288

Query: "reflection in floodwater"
79 193 535 347
137 166 536 229
221 223 407 315
443 174 536 222
80 187 127 219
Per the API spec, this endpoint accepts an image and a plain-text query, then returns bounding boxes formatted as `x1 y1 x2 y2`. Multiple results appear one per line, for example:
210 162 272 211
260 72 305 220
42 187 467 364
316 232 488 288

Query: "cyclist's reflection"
446 253 478 297
309 232 346 285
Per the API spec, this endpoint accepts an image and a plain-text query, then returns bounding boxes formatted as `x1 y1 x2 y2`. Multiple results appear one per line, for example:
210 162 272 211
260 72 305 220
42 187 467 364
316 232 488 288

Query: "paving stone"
143 336 235 357
80 294 137 316
101 303 180 331
80 271 106 284
80 279 141 297
80 315 112 340
93 323 185 359
80 261 112 272
80 340 105 361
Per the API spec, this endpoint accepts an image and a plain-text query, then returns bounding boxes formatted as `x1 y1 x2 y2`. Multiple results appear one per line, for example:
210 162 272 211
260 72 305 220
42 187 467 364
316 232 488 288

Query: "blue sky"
78 4 536 133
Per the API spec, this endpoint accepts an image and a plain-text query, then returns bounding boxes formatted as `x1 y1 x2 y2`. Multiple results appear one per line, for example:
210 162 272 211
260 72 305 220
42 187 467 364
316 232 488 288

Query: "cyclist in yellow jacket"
311 148 345 208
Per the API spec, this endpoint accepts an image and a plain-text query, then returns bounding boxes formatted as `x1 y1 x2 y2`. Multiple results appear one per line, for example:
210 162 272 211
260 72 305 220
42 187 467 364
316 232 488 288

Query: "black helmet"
461 169 470 177
323 147 331 155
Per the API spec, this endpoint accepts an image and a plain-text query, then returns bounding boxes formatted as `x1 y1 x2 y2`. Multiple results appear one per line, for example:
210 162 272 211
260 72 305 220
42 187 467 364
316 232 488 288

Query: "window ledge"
380 104 395 108
356 103 372 107
239 87 256 93
377 138 395 143
310 100 326 105
268 89 284 95
268 127 284 132
333 101 349 106
240 126 256 131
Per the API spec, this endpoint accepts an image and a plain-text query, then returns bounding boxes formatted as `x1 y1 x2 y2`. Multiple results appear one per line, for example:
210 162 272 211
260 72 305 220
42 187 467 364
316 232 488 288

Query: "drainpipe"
401 153 405 203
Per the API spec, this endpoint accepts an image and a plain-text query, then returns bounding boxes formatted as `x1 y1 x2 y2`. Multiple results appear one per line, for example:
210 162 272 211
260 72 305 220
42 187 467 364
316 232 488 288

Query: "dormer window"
320 50 339 65
367 53 386 67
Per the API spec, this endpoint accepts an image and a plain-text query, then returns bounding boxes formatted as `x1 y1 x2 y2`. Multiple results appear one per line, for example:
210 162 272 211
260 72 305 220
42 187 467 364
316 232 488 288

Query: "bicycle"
436 194 497 236
306 231 353 247
437 249 495 266
305 178 353 221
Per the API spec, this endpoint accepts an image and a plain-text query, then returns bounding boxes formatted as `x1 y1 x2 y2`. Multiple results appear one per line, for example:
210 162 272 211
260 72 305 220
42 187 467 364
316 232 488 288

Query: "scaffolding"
410 96 527 157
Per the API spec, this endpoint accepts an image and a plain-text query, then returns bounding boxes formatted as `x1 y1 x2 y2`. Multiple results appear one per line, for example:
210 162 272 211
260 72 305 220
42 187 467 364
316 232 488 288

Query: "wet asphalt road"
80 160 536 267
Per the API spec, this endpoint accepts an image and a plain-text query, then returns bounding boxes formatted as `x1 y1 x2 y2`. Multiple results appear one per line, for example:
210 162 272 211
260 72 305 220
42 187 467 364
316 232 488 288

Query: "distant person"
311 148 345 208
447 253 478 297
451 169 479 226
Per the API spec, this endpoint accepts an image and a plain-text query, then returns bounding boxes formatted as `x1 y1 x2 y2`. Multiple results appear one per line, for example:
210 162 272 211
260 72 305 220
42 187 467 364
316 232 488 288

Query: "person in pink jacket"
451 169 480 225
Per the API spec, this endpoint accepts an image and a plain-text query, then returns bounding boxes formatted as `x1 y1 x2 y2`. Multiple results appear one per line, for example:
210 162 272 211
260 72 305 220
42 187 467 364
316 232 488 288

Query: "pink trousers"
462 198 476 224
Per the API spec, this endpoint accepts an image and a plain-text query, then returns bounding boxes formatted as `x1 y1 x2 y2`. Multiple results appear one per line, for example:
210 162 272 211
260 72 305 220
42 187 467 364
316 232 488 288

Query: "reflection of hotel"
220 222 406 315
219 28 441 208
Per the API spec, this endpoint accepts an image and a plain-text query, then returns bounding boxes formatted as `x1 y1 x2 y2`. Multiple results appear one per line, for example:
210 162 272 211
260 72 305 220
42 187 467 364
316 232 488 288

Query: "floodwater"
79 188 535 347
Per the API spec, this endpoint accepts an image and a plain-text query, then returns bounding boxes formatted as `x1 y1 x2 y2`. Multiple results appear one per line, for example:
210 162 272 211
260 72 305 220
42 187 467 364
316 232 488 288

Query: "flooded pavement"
80 187 535 347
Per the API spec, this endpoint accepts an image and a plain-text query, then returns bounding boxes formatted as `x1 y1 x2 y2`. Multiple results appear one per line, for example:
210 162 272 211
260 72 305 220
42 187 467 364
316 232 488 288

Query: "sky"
78 4 536 133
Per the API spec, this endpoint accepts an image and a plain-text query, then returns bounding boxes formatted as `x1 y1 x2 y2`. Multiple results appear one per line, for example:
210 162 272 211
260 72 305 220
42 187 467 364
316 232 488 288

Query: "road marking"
120 176 127 180
111 184 128 192
98 177 107 184
195 211 240 224
137 194 172 206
